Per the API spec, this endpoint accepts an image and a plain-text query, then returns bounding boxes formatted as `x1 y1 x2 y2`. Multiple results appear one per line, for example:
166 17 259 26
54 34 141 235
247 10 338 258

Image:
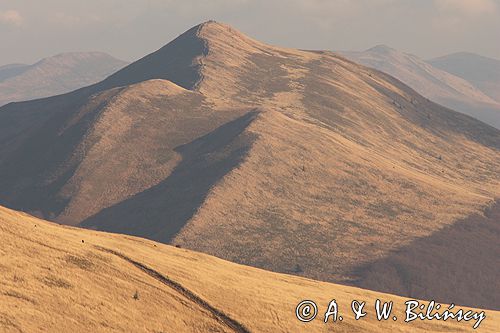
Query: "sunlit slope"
1 206 499 333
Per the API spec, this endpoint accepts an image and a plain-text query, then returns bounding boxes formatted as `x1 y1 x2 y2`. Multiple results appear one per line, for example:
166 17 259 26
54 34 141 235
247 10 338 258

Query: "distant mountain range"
0 63 30 81
0 52 128 106
429 52 500 104
0 22 498 310
340 45 500 129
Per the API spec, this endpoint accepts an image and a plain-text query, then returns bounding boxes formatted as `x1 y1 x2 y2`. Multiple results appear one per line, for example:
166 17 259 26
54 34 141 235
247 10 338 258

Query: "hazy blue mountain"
341 45 500 129
0 52 128 106
429 52 500 104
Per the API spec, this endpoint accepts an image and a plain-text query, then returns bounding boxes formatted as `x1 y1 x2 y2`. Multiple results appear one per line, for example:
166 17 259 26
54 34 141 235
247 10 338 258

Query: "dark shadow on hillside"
0 23 211 221
0 22 207 155
95 23 207 91
81 110 259 243
350 200 500 310
0 22 206 115
0 93 113 218
437 97 500 130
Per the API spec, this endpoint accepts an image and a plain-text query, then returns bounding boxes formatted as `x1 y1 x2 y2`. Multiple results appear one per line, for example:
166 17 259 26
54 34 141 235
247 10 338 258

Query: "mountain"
0 63 29 81
1 204 498 332
0 52 128 106
0 21 499 309
429 52 500 103
340 45 500 129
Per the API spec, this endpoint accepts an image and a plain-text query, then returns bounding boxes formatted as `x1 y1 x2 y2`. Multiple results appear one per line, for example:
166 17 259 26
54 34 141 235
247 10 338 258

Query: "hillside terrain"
341 45 500 128
0 21 499 309
0 64 29 81
0 52 127 106
429 52 500 104
1 205 498 332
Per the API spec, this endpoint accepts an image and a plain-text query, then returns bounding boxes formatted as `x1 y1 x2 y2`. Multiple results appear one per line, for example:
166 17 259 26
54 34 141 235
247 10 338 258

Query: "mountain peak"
366 44 397 54
196 20 262 48
34 52 126 67
0 52 127 106
197 20 239 34
197 19 228 29
96 20 265 93
431 51 500 64
95 23 209 91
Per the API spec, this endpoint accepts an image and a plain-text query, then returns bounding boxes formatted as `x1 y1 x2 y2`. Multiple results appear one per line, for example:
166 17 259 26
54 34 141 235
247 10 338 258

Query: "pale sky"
1 0 499 65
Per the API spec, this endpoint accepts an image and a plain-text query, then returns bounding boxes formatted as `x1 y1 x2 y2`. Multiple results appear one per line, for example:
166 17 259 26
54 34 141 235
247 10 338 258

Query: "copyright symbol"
296 300 318 322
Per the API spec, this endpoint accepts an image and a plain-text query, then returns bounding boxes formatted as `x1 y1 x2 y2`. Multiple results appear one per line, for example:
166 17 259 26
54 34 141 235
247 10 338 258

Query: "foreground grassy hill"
1 205 498 333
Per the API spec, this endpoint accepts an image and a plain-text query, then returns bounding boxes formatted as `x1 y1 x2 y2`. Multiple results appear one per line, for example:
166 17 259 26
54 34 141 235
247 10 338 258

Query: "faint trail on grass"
94 246 251 333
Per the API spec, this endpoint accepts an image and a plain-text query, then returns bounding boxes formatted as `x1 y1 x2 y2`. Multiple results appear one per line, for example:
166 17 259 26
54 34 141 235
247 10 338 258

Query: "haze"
1 0 500 65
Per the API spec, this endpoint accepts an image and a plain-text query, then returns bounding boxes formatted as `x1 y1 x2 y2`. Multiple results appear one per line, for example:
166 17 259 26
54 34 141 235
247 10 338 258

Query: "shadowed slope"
81 110 259 242
94 25 207 91
0 87 122 217
0 22 208 157
351 200 500 310
0 79 246 224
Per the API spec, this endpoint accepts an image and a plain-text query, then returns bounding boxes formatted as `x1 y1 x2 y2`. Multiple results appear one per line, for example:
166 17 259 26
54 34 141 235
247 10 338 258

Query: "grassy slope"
1 205 499 333
170 23 500 304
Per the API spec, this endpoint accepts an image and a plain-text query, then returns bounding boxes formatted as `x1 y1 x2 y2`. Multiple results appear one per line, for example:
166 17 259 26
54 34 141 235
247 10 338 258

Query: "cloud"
432 0 499 31
0 9 23 26
434 0 498 16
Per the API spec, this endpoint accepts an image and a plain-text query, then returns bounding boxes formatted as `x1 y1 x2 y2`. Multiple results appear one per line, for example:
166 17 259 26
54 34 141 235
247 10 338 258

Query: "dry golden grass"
1 205 499 332
174 23 500 305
